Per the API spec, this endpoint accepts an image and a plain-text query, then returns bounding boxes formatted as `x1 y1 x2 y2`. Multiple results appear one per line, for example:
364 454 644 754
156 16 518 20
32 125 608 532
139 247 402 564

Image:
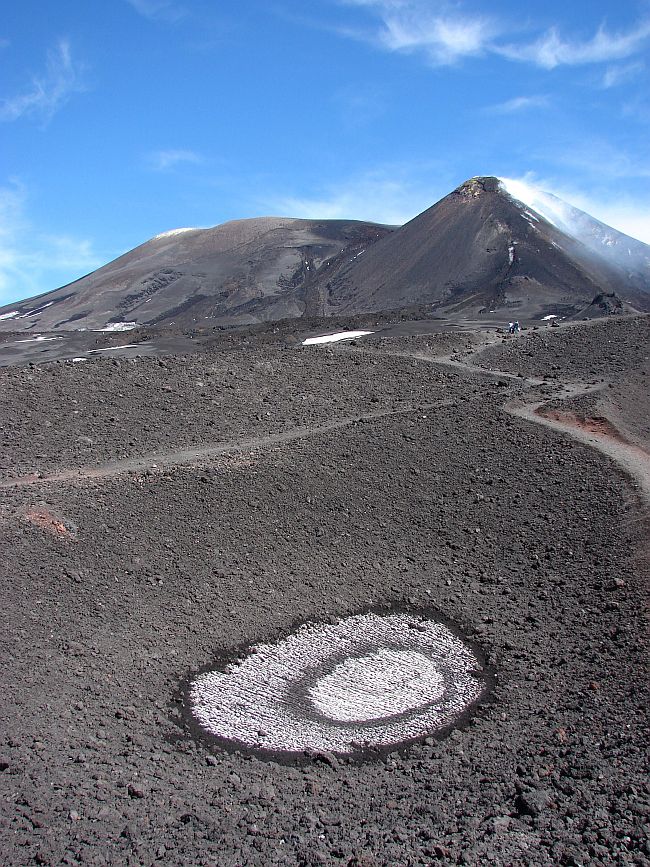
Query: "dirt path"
0 398 454 490
5 326 649 504
437 349 650 505
510 397 650 502
452 363 649 506
338 335 650 505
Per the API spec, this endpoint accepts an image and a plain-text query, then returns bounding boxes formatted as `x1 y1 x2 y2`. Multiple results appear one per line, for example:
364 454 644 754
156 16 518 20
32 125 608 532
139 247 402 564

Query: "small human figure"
508 321 515 334
514 320 521 333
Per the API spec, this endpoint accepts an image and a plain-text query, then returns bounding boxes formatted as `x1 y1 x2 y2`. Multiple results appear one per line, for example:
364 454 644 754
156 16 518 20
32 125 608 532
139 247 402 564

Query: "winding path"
0 398 454 490
3 330 649 505
337 333 650 505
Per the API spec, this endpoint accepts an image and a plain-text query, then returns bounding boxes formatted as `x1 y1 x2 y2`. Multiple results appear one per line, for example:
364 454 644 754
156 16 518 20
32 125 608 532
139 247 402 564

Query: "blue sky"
1 0 650 305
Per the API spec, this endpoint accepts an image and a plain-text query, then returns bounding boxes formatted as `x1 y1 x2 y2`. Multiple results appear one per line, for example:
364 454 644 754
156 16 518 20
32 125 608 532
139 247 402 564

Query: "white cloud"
126 0 186 22
500 172 650 244
497 21 650 69
0 39 86 124
338 3 650 72
266 167 449 226
339 0 498 65
0 180 103 306
544 140 650 182
485 95 549 114
602 60 645 88
147 149 204 171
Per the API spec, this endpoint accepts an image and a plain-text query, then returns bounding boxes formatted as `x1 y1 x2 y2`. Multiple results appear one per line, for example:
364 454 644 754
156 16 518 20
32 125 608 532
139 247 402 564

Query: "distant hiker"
514 320 521 333
508 321 515 334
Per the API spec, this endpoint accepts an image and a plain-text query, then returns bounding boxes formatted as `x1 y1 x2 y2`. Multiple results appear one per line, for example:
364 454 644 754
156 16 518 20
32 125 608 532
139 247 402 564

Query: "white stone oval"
309 649 445 722
189 612 485 757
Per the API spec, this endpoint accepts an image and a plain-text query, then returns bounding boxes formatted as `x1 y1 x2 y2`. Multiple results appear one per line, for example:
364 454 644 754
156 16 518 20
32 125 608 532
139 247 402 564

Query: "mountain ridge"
1 176 648 331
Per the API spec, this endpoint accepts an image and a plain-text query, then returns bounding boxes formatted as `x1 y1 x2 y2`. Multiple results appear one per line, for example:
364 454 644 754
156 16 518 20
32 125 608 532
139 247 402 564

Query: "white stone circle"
189 612 485 756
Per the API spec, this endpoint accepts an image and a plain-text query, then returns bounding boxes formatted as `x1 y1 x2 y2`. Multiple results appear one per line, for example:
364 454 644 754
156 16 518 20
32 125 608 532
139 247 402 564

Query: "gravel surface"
0 320 648 866
475 315 650 383
0 350 456 480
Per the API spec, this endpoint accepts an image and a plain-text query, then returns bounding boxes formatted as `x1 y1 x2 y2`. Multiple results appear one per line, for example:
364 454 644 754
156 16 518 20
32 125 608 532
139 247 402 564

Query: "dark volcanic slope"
305 177 650 320
0 218 392 332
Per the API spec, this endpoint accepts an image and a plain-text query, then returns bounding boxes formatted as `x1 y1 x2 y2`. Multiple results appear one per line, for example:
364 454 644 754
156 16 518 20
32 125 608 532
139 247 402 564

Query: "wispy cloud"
497 20 650 69
339 0 499 65
147 149 204 171
602 60 645 88
126 0 186 23
621 94 650 123
543 140 650 182
504 171 650 244
0 180 102 306
337 2 650 73
0 39 86 124
332 84 387 127
484 95 550 115
265 165 452 226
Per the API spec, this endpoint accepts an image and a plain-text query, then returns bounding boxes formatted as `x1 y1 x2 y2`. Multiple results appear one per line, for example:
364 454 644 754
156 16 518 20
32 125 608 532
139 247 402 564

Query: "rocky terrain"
0 315 648 866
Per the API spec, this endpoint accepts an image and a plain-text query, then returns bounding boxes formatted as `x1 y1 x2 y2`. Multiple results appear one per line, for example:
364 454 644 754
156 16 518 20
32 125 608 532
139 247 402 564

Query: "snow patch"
94 322 138 332
541 314 560 320
310 649 445 722
15 335 64 343
302 330 374 346
152 227 198 240
508 244 515 264
21 302 54 318
0 311 19 321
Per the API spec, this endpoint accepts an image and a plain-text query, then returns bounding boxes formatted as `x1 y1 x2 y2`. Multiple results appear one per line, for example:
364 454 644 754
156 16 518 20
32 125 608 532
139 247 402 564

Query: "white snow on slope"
0 311 19 321
93 322 138 332
302 330 374 346
15 335 64 343
22 301 54 317
152 227 198 240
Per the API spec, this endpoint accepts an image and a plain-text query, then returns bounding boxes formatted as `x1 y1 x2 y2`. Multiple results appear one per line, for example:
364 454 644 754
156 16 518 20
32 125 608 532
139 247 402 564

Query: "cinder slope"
306 177 650 319
0 218 392 332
